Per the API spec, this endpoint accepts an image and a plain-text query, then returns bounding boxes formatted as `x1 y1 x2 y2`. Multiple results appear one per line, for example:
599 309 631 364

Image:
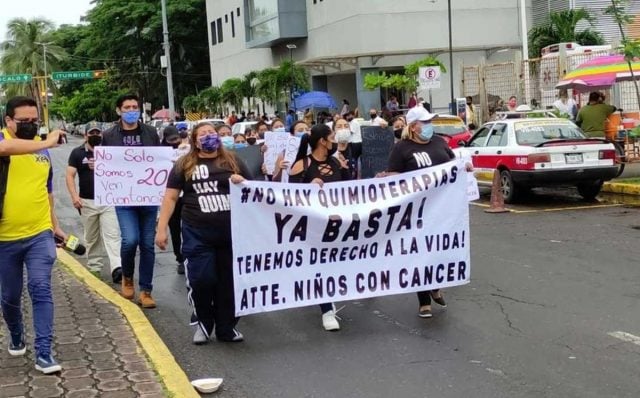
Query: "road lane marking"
608 331 640 346
57 250 199 398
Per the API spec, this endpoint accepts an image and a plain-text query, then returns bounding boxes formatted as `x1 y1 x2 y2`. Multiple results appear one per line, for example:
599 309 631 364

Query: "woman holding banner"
289 124 351 331
155 122 251 344
382 106 453 319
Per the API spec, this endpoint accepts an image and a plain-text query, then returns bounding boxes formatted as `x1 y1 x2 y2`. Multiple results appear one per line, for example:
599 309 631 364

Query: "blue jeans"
115 206 158 292
0 230 57 357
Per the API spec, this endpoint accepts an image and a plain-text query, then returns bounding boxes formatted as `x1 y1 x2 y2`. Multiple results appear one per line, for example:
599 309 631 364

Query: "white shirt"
553 98 577 119
371 116 386 126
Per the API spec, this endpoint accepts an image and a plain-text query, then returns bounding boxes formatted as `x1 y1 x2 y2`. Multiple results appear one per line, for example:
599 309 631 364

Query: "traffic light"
93 70 106 79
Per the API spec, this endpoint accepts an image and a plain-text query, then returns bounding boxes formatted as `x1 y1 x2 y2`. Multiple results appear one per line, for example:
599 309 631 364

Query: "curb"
56 249 199 398
602 182 640 196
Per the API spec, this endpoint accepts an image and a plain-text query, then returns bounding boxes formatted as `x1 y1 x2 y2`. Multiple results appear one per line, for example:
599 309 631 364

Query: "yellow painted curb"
602 182 640 196
56 249 199 398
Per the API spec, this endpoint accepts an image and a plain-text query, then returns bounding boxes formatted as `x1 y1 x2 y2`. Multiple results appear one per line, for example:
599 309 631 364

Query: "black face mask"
247 137 257 145
394 128 403 139
258 132 266 140
327 142 338 157
15 122 39 140
179 130 188 139
166 140 180 149
87 135 102 147
370 113 377 119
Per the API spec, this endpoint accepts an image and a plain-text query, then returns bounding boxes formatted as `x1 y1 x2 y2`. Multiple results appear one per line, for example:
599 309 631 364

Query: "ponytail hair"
294 123 332 163
294 133 311 163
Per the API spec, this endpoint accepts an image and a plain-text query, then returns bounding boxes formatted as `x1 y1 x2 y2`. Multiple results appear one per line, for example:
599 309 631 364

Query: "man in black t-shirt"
66 122 123 283
102 94 161 309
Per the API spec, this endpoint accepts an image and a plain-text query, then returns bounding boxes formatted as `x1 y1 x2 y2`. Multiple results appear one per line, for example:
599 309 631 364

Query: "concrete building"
532 0 640 45
206 0 532 114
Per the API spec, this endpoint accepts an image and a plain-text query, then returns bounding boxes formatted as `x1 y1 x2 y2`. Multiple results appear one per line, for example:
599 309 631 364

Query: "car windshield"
515 122 586 146
433 120 467 137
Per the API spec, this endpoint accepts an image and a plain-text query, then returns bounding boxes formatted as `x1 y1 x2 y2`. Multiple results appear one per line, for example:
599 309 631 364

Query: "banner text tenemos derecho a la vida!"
230 158 471 316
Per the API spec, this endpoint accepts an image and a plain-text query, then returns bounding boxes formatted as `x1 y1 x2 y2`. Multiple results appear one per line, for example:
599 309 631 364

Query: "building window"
225 14 228 23
247 0 279 42
231 12 236 37
237 7 241 17
210 21 217 45
217 17 223 43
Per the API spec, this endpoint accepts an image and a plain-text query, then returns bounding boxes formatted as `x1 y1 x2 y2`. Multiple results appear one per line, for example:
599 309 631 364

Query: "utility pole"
287 44 297 113
34 41 51 130
447 0 454 112
161 0 176 118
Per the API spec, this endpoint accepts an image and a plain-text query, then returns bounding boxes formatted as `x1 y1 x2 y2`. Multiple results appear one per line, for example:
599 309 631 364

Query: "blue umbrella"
291 91 337 111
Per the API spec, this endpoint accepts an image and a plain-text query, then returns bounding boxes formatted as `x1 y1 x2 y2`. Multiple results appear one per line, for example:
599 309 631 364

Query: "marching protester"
103 94 161 308
216 124 235 150
344 110 362 177
0 96 65 374
289 124 351 331
271 118 285 131
382 106 453 318
161 126 187 275
334 117 358 180
176 121 190 142
155 122 250 344
272 120 311 182
66 121 123 282
465 96 478 130
234 132 248 147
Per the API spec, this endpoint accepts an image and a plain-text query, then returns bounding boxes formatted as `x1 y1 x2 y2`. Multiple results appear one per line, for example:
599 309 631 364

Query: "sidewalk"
0 262 166 397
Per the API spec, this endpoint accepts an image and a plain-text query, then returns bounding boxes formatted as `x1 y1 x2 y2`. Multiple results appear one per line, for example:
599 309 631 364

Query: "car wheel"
577 180 603 201
499 170 519 204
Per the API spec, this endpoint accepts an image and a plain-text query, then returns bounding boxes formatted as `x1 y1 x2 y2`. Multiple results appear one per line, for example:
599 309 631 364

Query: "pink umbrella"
152 108 177 120
556 54 640 90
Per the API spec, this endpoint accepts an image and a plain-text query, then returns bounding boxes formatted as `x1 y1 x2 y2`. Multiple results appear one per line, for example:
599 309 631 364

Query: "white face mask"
336 129 351 143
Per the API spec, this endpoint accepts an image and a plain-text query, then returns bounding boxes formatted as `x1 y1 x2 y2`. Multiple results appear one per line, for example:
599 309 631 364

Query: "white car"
466 117 619 202
197 118 225 126
232 121 257 136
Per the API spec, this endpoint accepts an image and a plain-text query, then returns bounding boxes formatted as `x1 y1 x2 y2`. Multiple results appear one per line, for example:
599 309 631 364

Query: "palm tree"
528 9 604 58
199 86 223 116
0 18 67 107
240 71 258 112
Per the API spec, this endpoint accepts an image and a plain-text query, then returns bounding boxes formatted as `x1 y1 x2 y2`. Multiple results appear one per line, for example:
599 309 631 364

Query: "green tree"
0 18 67 106
240 71 258 112
605 0 640 109
363 56 447 91
528 9 604 58
49 78 126 122
220 78 244 111
253 61 310 110
199 86 223 116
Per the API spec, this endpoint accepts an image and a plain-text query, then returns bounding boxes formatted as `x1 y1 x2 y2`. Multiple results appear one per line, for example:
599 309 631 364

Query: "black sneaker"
177 262 185 275
111 267 123 284
8 335 26 356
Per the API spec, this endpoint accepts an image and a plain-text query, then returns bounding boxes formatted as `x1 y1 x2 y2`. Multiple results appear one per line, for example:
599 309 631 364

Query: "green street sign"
51 71 95 81
0 74 32 84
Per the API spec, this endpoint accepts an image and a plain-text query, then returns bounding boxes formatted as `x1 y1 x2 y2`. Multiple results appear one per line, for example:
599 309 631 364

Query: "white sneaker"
322 310 340 331
193 326 209 345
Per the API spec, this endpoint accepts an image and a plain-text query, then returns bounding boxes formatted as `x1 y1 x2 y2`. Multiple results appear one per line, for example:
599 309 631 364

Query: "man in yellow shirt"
0 96 65 374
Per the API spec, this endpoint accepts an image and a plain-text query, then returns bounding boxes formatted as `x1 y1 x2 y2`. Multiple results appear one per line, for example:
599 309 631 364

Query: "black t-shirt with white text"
387 135 455 173
68 144 95 199
166 157 250 229
122 126 143 146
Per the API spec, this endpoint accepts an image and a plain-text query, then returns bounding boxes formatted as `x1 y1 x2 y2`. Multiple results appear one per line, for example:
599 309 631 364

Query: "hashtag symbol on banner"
241 187 251 203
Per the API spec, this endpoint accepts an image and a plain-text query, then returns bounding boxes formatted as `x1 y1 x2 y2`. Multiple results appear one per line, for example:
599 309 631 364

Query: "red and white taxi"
466 117 619 202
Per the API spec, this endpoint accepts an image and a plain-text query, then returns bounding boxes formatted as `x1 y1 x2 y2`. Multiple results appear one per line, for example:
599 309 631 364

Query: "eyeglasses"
13 118 41 125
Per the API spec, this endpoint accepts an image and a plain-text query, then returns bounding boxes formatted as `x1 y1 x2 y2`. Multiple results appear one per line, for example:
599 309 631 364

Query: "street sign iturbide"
51 71 94 81
0 74 32 84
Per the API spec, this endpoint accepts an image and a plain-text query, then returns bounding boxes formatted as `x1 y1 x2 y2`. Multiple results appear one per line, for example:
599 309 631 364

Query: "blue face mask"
419 123 434 141
234 142 248 150
294 131 306 138
273 127 286 133
121 110 140 124
199 134 220 152
221 136 234 149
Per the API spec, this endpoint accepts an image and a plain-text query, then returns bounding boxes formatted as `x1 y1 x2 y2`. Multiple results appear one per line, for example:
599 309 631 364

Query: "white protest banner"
94 146 175 206
230 158 471 316
263 131 291 175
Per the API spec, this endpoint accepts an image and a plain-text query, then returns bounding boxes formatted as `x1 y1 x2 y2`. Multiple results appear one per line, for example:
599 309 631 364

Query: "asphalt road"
51 136 640 398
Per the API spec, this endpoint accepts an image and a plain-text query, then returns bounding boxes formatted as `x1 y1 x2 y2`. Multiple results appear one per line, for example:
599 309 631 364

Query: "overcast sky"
1 0 93 41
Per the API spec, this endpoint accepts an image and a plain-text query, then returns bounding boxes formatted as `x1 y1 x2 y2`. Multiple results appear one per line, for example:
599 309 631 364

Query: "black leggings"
417 290 439 306
168 199 184 264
